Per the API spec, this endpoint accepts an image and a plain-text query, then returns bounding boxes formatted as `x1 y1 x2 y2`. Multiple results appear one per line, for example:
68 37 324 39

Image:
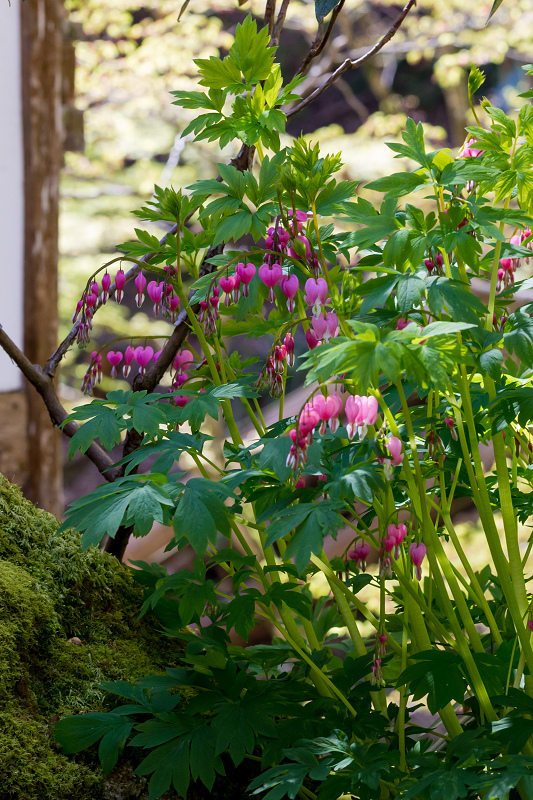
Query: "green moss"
0 474 183 800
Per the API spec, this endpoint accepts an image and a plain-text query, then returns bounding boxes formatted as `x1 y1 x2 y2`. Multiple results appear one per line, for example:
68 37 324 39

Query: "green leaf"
314 180 358 214
125 484 173 537
135 737 192 799
420 321 476 338
66 405 123 458
315 0 341 20
338 467 384 505
487 0 505 19
396 275 425 315
258 437 292 482
397 649 467 714
173 479 231 554
365 171 426 198
54 712 134 774
479 348 503 380
284 503 345 573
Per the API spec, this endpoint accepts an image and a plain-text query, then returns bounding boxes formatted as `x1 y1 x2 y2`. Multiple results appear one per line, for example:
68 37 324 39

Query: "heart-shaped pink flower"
134 345 154 375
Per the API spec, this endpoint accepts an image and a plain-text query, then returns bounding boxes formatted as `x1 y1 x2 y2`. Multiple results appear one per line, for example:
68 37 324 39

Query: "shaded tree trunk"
20 0 65 515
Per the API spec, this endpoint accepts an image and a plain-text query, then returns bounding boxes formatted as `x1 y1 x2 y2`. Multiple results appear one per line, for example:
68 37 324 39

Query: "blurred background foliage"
59 0 533 411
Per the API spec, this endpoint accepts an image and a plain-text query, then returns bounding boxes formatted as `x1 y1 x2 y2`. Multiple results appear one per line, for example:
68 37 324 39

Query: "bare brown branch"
270 0 291 47
296 0 346 77
0 324 118 482
265 0 277 35
287 0 416 119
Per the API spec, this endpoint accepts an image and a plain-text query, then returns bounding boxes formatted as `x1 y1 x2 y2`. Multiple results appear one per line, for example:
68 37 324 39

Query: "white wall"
0 4 24 391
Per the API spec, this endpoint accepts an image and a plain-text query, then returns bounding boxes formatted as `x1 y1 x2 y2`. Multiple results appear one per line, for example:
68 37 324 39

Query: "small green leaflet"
468 65 485 107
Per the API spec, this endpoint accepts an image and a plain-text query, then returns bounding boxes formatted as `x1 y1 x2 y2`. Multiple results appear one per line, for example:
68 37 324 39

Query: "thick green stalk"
402 590 463 738
456 371 533 680
396 383 497 721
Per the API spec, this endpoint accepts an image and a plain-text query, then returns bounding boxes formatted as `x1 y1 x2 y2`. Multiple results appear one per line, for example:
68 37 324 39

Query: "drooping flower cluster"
286 390 342 470
424 252 444 275
81 351 103 393
287 393 385 474
73 269 181 347
345 395 379 440
348 540 371 572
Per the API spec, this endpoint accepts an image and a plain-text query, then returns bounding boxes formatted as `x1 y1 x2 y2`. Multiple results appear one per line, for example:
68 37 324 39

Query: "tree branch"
287 0 416 119
270 0 291 47
0 324 118 482
296 0 346 77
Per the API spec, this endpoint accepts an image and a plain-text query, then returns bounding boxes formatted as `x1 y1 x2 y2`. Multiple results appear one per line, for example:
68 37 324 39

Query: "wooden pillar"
20 0 64 516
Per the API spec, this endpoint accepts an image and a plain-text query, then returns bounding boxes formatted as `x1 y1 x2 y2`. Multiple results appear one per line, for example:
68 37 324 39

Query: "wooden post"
20 0 65 515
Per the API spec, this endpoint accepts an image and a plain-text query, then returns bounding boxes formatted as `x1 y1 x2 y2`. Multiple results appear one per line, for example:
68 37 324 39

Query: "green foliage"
54 13 533 800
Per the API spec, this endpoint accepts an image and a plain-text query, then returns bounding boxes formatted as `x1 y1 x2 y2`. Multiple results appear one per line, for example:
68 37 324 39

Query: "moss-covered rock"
0 474 184 800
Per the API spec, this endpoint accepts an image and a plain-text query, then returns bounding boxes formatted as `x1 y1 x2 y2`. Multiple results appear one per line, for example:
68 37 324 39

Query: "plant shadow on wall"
4 0 533 798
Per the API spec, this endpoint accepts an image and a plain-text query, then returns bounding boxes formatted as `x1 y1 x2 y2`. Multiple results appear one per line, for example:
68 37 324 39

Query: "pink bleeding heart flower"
167 295 180 322
387 522 407 558
288 235 312 261
134 345 154 375
327 393 343 432
305 328 320 350
387 436 403 465
299 407 320 439
378 435 403 481
409 542 426 581
458 139 483 158
122 345 135 378
173 349 194 373
236 262 256 297
383 535 396 553
101 272 111 304
325 311 339 341
147 280 164 316
135 272 147 308
86 292 97 309
284 333 295 367
304 278 328 317
259 263 282 302
72 298 84 323
311 314 328 341
345 395 379 440
115 269 126 303
528 621 533 632
232 272 242 303
123 345 136 378
280 274 299 312
106 350 123 379
288 209 308 234
396 318 409 330
349 540 371 571
219 275 235 307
